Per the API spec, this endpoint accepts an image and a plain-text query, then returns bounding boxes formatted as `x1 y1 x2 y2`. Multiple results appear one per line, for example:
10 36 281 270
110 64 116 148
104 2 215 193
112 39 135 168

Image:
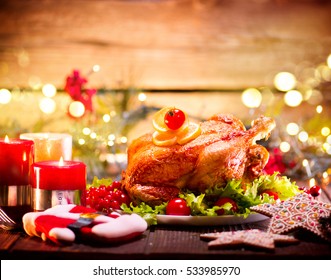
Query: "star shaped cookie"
250 193 331 241
200 229 298 250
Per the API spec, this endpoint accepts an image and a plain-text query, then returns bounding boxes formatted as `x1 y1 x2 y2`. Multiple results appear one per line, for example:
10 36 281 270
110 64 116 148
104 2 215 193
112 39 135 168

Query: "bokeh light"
302 159 309 167
286 123 300 136
327 54 331 68
241 88 262 108
82 127 91 135
93 64 100 72
42 84 57 98
274 72 296 91
39 97 56 114
316 105 323 114
138 92 147 102
321 127 330 137
284 90 303 107
68 101 85 118
298 131 309 142
0 88 12 104
323 143 331 154
103 114 111 123
279 141 291 152
309 178 316 188
120 136 127 144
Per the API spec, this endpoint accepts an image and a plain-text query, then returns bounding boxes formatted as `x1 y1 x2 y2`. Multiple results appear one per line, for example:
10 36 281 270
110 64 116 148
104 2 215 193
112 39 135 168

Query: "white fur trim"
44 204 76 214
49 227 75 242
92 214 148 238
22 206 80 237
51 212 80 220
94 215 115 223
22 212 45 237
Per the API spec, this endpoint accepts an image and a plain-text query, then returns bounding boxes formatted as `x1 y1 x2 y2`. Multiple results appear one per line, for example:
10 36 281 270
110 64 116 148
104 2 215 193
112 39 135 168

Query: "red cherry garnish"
164 108 186 130
309 185 321 197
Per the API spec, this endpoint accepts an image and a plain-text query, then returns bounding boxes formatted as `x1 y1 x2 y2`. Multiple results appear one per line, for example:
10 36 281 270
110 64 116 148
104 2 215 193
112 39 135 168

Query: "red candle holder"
0 137 35 224
31 159 86 211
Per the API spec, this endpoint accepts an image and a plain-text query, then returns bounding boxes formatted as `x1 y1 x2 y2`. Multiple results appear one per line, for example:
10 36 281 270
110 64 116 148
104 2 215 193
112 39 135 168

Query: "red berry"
111 181 122 189
85 181 131 212
109 200 121 210
106 185 115 192
166 198 191 216
98 185 107 197
85 196 91 207
93 202 102 211
215 197 238 215
309 185 321 197
114 190 130 205
164 108 186 130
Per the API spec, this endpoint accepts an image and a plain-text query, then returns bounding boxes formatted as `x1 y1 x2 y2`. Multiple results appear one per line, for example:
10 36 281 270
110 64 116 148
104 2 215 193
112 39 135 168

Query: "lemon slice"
152 107 172 133
152 107 189 133
176 122 201 145
152 131 177 147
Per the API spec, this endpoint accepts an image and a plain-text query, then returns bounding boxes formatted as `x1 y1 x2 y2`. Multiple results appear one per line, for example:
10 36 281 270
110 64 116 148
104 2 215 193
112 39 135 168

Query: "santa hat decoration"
22 204 148 245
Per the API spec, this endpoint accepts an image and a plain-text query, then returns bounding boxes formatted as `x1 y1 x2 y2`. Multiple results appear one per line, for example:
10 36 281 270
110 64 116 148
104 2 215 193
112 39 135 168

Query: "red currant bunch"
86 181 131 214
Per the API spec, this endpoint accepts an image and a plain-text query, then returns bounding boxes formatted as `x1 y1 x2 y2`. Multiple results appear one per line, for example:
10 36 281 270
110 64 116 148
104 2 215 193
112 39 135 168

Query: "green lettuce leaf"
121 202 167 226
179 172 300 218
87 176 113 189
120 172 301 222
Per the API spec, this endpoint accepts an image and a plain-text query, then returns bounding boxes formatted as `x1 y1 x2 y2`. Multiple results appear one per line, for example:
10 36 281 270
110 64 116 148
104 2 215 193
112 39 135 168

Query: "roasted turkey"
122 114 276 206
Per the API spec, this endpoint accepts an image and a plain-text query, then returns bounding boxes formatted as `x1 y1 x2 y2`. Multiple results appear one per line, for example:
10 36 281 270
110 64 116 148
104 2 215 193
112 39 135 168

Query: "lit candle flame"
4 135 9 143
59 156 64 167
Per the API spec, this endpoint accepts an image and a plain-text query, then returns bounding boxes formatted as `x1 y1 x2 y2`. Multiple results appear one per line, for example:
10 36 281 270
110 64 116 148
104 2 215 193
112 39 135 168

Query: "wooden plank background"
0 0 330 90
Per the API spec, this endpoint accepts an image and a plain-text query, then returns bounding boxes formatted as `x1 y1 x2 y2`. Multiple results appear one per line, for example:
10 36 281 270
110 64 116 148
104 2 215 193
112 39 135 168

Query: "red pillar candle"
0 136 34 224
0 136 34 186
31 158 86 211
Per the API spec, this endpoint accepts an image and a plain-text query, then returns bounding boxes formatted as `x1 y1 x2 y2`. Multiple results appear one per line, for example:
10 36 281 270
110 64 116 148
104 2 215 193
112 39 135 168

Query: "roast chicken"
122 114 276 206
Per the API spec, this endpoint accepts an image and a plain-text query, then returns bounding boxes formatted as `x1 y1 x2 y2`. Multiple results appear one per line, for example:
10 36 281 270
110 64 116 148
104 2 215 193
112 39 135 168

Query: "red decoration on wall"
64 70 97 113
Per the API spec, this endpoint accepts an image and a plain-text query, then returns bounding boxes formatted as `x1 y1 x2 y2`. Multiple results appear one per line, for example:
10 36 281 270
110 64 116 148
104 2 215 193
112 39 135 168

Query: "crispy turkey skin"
122 114 276 206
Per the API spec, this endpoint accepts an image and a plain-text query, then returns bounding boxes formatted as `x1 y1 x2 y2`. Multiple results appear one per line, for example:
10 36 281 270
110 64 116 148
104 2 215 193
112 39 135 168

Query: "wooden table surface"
1 187 331 260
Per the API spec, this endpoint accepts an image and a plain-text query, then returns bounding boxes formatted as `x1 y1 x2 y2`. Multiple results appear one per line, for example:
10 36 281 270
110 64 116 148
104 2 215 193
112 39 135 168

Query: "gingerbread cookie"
250 193 331 241
201 229 299 250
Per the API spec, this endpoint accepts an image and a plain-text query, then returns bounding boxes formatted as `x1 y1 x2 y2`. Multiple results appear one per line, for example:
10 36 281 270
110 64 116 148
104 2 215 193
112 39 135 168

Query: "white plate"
156 213 268 226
